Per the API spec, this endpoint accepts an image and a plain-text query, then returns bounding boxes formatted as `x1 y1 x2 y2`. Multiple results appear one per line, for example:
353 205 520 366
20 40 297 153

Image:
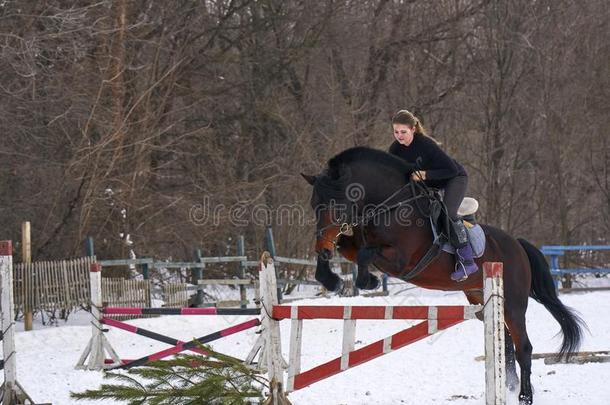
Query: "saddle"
429 195 486 258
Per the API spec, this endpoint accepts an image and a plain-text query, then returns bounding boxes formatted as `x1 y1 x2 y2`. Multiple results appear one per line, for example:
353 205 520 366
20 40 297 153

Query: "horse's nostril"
319 248 333 261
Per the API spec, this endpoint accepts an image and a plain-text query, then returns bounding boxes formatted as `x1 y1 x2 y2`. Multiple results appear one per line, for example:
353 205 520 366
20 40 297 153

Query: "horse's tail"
517 238 585 358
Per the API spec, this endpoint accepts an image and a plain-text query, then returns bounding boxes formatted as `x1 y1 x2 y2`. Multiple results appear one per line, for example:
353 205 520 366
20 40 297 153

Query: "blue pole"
550 255 560 289
85 236 95 257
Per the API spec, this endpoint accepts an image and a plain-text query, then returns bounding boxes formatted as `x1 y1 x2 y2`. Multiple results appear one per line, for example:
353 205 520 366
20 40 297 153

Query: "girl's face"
393 124 416 146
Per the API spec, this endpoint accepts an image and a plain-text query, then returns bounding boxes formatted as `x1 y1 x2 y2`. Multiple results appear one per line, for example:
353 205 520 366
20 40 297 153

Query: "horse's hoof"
356 275 379 290
518 393 533 405
367 275 380 290
332 278 345 294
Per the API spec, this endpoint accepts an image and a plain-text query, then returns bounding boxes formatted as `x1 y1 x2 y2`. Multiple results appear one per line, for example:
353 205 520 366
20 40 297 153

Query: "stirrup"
451 262 469 282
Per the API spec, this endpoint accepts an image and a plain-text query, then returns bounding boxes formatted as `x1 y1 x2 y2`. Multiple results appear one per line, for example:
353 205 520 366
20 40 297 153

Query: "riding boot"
451 244 479 281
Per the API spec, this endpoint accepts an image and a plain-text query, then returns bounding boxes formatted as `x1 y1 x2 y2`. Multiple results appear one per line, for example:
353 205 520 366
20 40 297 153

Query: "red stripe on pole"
298 306 344 319
220 318 260 337
103 307 142 315
274 305 472 320
391 321 430 349
102 317 138 333
147 345 183 362
0 240 12 256
272 306 291 319
438 318 466 331
392 306 429 319
292 358 342 391
350 306 386 319
348 340 384 367
90 263 101 273
484 262 503 278
437 306 467 320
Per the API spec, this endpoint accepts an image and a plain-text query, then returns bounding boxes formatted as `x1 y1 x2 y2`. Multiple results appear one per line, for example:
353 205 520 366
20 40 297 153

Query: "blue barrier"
540 245 610 289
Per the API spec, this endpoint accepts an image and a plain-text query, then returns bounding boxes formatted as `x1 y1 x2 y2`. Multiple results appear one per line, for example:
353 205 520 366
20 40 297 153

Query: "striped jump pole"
0 240 36 403
101 317 213 357
259 256 506 405
276 304 479 392
102 307 260 316
108 318 260 369
77 262 262 371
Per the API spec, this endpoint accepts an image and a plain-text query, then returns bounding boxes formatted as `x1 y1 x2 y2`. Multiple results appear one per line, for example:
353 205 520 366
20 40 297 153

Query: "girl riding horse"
389 110 476 281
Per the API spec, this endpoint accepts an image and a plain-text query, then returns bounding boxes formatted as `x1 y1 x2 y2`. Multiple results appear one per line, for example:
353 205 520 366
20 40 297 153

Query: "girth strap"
397 238 444 281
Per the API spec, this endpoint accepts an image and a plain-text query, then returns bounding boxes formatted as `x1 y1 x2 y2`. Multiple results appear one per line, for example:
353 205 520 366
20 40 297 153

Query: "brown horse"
302 147 584 405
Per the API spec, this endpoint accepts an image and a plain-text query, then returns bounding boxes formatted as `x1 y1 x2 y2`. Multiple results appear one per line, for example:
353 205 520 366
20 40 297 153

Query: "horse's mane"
327 147 412 178
315 147 411 202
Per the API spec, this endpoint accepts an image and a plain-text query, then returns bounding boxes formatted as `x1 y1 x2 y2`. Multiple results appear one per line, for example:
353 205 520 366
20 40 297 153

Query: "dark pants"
444 175 468 221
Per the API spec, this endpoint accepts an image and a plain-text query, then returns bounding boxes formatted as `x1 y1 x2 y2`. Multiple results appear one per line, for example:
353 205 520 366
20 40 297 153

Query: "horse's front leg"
315 256 343 292
355 247 380 290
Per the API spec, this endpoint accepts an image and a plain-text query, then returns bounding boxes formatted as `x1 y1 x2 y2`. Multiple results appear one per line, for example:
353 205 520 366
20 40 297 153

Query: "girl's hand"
411 171 426 181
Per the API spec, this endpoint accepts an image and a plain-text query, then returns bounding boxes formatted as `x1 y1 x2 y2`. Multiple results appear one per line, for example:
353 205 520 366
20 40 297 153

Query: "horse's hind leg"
506 313 533 404
505 328 519 391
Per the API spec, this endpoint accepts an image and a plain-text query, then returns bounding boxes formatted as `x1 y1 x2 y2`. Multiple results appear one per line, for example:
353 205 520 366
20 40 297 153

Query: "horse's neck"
349 165 405 206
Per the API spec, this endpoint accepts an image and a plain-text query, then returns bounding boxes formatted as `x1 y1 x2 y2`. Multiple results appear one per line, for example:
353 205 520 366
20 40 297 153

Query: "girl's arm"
419 137 460 180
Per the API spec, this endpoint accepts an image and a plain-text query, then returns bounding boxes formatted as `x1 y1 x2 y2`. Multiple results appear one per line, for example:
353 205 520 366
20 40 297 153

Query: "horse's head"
303 147 419 262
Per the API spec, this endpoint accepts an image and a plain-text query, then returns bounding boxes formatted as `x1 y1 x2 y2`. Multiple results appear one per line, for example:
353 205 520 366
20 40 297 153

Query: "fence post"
237 235 248 309
85 236 95 257
21 222 33 332
140 262 149 280
1 240 35 403
549 254 560 289
192 249 204 307
75 263 121 370
483 262 506 405
265 226 283 303
259 252 292 405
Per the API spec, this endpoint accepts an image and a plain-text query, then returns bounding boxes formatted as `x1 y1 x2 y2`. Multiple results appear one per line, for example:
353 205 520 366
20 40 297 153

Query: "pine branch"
71 345 265 405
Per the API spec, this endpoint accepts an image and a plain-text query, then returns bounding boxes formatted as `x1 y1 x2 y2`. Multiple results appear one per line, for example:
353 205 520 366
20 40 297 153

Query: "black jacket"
388 134 467 188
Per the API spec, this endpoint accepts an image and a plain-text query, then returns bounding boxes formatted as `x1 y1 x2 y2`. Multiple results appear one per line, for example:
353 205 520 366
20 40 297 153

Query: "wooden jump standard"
256 252 506 405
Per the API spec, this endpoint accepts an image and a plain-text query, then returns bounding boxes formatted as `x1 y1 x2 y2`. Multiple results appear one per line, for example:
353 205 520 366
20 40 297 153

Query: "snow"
8 287 610 405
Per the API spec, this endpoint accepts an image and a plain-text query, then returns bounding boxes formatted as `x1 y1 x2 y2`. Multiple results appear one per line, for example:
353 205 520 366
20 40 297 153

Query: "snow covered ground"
8 286 610 405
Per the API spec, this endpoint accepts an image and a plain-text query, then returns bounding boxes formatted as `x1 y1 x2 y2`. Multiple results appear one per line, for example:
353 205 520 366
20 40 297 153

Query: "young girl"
388 110 477 281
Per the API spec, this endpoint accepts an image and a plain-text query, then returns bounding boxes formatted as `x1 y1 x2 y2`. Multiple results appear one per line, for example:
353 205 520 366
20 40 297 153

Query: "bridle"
315 178 436 253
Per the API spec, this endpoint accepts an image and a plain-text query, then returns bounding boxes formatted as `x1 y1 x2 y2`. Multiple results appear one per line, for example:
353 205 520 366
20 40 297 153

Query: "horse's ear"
301 173 316 185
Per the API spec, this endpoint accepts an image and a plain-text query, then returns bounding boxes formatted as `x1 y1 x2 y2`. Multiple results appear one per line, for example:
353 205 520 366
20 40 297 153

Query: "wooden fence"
164 283 190 308
12 258 191 317
13 257 93 314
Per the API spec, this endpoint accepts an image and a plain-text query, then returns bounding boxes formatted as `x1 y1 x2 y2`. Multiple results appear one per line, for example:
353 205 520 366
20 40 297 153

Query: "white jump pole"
483 262 506 405
0 240 35 404
259 252 292 405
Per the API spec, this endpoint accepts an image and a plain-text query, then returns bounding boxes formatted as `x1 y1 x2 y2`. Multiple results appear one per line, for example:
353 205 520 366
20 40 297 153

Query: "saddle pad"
431 221 486 258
